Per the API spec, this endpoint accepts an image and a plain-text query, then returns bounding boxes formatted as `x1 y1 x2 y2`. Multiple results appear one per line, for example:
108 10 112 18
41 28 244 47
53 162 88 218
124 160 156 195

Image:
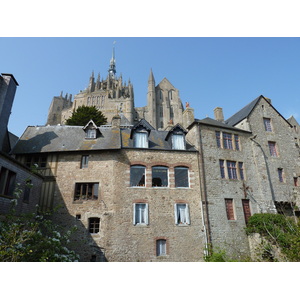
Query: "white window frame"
133 203 149 225
174 203 190 225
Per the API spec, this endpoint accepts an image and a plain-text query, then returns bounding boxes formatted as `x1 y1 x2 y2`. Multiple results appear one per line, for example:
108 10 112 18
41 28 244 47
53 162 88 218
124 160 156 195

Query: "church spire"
108 42 116 79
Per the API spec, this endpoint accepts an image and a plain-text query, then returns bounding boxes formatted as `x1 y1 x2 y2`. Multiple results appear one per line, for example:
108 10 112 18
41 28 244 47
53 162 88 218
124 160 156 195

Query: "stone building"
12 48 300 261
13 118 205 261
0 73 43 215
46 47 194 130
186 95 300 259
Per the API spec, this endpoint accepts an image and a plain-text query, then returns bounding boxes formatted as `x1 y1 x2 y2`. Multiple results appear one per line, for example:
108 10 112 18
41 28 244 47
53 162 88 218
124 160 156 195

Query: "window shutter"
133 203 136 225
174 204 178 224
145 203 149 225
186 204 190 224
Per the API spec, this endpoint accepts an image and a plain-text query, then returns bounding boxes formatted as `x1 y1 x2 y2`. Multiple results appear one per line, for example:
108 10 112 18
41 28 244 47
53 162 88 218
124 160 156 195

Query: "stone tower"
47 46 135 126
145 70 184 130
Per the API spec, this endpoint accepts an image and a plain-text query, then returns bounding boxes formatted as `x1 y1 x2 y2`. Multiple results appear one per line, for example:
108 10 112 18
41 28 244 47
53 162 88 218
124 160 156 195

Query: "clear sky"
2 37 300 137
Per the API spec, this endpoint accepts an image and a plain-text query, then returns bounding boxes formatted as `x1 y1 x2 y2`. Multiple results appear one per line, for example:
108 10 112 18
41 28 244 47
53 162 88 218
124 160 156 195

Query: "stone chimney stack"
214 107 224 122
111 114 121 128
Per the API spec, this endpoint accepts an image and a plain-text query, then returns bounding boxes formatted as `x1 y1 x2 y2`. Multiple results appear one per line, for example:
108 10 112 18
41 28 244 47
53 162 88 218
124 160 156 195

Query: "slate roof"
225 95 262 126
188 117 252 133
225 95 293 128
12 123 197 155
12 125 122 154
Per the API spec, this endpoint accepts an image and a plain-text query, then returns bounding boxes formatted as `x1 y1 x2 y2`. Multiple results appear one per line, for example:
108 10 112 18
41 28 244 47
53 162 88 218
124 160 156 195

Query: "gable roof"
225 95 263 126
225 95 293 128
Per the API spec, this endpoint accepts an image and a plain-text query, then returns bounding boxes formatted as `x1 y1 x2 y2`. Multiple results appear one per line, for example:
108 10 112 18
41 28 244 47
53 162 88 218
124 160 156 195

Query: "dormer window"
83 120 98 139
86 128 96 139
133 131 148 148
131 119 154 149
172 132 185 150
166 124 187 150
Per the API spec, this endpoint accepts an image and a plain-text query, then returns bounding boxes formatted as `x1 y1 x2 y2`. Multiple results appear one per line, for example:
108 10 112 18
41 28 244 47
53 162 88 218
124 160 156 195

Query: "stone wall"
51 148 205 262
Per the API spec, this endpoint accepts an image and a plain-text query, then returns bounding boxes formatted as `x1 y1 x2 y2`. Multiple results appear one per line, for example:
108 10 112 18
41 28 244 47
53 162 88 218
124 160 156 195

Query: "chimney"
111 114 121 128
214 107 224 122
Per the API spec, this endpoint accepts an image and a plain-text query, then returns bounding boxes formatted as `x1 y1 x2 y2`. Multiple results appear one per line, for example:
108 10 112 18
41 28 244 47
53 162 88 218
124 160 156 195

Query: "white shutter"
145 203 149 225
186 204 190 225
174 204 178 224
133 203 136 225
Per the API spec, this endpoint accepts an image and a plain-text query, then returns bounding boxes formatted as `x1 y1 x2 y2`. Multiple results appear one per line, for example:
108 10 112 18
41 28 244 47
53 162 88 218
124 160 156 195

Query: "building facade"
10 49 300 261
0 73 43 215
13 119 206 261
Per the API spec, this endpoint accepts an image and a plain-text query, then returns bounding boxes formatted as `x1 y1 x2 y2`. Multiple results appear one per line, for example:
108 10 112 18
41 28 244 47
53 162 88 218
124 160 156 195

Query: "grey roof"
12 125 121 154
189 117 252 133
225 95 292 128
121 128 196 151
225 96 262 126
12 123 196 155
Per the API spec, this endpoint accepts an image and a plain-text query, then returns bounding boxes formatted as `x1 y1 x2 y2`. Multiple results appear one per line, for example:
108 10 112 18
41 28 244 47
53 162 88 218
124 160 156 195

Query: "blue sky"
2 37 300 137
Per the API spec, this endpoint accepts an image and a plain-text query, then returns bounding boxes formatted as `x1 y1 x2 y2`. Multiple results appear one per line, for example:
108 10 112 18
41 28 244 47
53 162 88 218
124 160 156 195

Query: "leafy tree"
65 105 107 126
246 213 300 262
0 185 79 262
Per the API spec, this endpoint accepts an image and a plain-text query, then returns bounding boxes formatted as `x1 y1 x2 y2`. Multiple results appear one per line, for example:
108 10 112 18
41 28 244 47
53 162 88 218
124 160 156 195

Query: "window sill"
175 224 190 227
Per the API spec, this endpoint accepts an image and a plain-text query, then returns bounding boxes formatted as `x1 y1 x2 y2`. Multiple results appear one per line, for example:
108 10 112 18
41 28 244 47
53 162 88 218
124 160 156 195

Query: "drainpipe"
195 124 212 257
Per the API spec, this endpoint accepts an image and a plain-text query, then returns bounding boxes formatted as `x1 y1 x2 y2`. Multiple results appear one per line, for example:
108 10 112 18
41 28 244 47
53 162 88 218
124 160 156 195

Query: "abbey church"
2 48 300 262
46 47 194 130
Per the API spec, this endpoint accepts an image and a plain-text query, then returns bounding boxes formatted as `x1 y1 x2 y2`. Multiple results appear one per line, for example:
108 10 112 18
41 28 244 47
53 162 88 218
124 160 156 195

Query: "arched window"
174 167 189 187
152 166 168 187
130 165 146 187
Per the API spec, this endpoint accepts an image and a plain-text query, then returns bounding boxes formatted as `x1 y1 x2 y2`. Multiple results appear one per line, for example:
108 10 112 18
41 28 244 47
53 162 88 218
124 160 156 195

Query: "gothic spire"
108 42 116 79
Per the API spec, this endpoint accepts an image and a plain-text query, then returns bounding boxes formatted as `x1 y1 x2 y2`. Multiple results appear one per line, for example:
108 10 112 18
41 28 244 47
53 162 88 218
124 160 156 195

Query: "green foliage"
246 213 300 261
205 249 227 262
0 189 79 262
65 105 107 126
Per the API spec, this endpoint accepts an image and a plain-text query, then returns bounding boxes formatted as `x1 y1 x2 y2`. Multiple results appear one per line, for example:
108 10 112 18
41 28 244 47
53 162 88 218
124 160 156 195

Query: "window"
242 199 251 224
156 239 166 256
278 168 284 182
172 133 185 150
86 128 96 139
238 162 245 180
174 167 189 187
23 179 32 203
152 166 168 187
76 214 81 220
263 118 272 132
268 141 278 157
216 131 221 148
130 165 146 187
80 155 89 169
0 167 16 197
294 177 299 187
219 160 225 179
223 132 233 149
174 204 190 225
74 182 99 201
234 134 240 151
225 199 235 220
216 132 240 151
227 161 237 179
25 154 47 168
133 131 148 148
89 217 100 233
133 203 149 225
